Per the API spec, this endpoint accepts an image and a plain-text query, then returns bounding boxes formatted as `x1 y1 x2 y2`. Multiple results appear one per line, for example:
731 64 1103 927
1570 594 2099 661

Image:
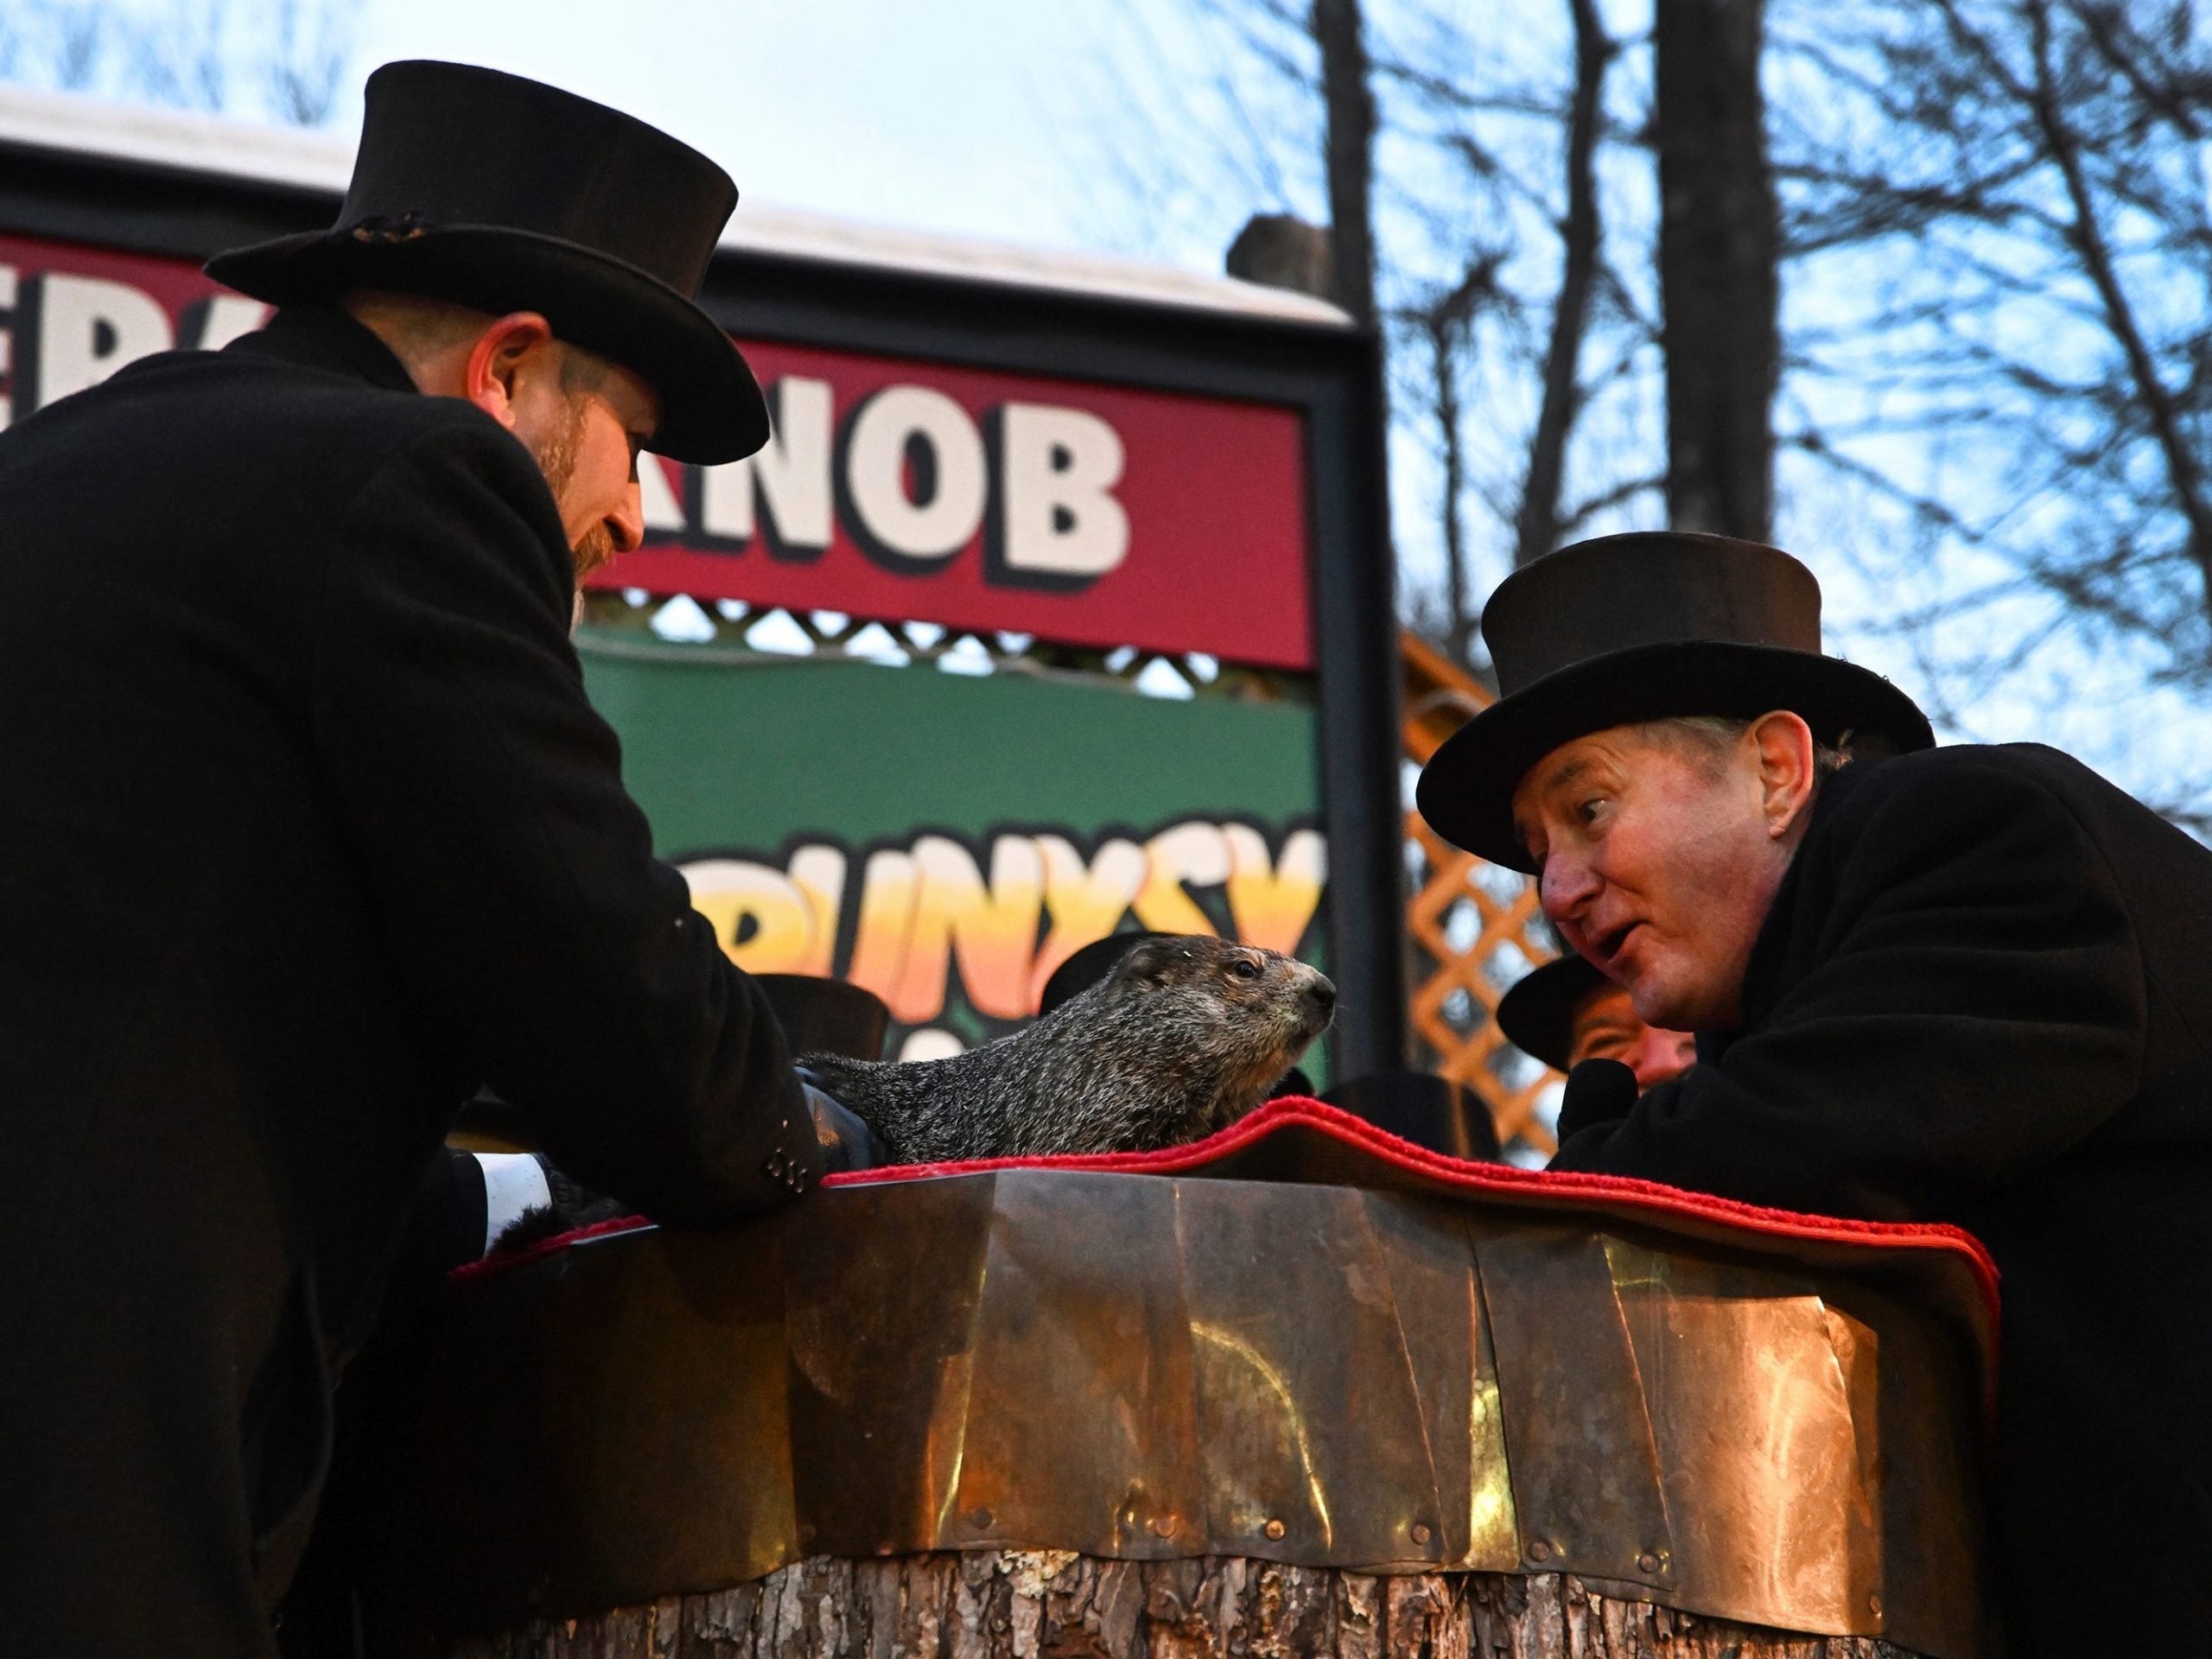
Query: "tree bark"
1311 0 1379 327
1515 0 1612 567
1655 0 1779 541
442 1552 1927 1658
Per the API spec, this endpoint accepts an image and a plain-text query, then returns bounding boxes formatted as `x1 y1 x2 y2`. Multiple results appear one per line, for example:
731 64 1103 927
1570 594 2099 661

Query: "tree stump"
441 1552 1929 1659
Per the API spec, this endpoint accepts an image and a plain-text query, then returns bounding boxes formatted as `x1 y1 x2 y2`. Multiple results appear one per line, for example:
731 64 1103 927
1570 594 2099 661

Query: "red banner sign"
618 339 1313 668
0 233 1314 668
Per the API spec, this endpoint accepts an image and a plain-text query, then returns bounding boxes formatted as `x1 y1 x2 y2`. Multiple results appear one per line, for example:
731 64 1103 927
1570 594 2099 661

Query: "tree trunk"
1515 0 1611 568
1655 0 1778 542
1311 0 1379 327
441 1552 1929 1658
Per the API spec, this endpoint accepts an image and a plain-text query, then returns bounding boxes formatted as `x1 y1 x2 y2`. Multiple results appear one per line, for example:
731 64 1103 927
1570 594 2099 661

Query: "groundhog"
800 935 1336 1163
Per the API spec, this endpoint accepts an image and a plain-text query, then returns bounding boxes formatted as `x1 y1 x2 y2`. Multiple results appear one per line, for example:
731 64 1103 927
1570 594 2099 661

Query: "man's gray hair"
1637 714 1854 782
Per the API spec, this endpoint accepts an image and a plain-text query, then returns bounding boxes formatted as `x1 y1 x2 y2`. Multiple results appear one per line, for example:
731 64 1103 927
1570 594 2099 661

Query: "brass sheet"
1361 1197 1520 1569
1822 1275 1991 1659
1472 1218 1677 1588
1604 1235 1876 1633
943 1173 1205 1557
1175 1179 1444 1567
381 1170 1990 1657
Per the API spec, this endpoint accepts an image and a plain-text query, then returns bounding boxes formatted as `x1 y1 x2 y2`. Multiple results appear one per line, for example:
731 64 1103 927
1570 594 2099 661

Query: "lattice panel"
578 589 1306 704
1405 813 1560 1158
1400 634 1561 1161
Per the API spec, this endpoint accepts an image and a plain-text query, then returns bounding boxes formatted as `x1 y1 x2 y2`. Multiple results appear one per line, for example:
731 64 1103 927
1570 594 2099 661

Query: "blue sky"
349 0 1143 255
12 0 2202 810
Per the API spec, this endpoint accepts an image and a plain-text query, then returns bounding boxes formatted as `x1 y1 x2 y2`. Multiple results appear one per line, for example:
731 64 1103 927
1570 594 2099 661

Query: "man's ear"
1746 709 1819 840
461 312 556 433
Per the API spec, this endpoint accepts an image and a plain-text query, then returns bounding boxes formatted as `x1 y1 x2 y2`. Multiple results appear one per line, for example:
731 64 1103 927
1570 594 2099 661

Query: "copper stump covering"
383 1122 1993 1658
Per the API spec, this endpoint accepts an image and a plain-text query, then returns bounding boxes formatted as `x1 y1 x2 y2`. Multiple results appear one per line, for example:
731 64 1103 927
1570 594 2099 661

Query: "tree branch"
1512 0 1611 567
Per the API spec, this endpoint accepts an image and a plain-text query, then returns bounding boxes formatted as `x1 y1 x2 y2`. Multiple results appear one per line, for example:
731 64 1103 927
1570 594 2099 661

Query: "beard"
530 400 618 583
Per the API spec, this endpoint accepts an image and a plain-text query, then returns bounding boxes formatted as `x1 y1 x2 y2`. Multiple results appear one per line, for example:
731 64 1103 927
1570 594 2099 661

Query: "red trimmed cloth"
457 1095 1998 1397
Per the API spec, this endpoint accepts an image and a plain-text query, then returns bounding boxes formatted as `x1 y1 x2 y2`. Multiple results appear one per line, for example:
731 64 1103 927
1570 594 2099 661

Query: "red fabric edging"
830 1095 1999 1315
456 1096 2000 1354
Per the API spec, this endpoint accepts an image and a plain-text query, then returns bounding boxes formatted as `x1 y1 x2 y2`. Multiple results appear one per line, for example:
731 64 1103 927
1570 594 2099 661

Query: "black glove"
798 1070 890 1173
1557 1058 1639 1141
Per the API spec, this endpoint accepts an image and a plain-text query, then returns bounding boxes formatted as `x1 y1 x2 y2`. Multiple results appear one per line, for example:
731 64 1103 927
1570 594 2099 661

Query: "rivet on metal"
1528 1539 1552 1562
1410 1523 1432 1545
967 1507 993 1529
1150 1515 1177 1537
1869 1593 1884 1618
1637 1551 1660 1573
1263 1519 1286 1541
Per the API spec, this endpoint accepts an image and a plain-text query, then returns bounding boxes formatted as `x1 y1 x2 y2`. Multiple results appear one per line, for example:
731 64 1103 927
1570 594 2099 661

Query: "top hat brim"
752 974 892 1062
1494 953 1609 1073
1418 639 1934 873
206 224 767 465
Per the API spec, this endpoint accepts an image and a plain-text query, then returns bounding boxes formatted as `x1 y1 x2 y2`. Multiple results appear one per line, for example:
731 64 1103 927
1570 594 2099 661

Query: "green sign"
582 632 1331 1072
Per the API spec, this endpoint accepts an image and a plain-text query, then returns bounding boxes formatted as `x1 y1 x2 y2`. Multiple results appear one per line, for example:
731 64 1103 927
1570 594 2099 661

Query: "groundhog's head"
1103 936 1336 1134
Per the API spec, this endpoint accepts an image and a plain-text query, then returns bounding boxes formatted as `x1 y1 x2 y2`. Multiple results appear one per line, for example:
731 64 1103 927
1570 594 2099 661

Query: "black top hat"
1494 953 1613 1073
753 975 891 1062
1320 1071 1503 1162
1038 930 1173 1014
1416 532 1932 870
206 60 768 465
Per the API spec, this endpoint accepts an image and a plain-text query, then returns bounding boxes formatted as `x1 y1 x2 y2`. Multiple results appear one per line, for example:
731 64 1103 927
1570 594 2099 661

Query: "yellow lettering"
1223 825 1326 956
681 858 818 974
1131 821 1230 936
1030 834 1147 1007
888 835 1042 1024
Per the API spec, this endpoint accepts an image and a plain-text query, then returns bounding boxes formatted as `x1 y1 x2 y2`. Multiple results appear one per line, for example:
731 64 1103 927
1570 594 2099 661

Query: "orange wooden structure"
1400 633 1562 1158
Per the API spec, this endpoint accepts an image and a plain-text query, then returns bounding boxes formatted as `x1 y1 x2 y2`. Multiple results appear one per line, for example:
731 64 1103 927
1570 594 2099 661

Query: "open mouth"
1594 920 1643 972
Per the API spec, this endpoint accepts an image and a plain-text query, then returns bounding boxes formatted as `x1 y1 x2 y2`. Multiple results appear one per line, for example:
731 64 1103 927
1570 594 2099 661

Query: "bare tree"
1411 251 1505 661
1772 0 2212 811
1514 0 1615 567
0 0 358 128
1149 0 1665 665
267 0 348 126
1312 0 1382 325
1656 0 1780 541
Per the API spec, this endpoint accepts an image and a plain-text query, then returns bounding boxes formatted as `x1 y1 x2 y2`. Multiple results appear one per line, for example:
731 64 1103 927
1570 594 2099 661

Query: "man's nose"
1539 849 1600 924
607 480 645 555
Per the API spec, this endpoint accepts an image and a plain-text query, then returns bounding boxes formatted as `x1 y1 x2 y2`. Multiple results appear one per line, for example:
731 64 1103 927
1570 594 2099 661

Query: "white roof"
0 83 1351 328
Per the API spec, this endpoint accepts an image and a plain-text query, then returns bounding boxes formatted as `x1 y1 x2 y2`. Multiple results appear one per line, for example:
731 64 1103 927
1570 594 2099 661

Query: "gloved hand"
1557 1057 1639 1141
798 1069 890 1173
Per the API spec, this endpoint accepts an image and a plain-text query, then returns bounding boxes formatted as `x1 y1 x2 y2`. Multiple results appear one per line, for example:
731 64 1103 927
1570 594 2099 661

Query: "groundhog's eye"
1230 957 1262 981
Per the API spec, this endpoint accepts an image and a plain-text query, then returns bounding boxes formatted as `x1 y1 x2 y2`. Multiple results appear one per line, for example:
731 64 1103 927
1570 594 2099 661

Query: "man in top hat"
1418 531 2212 1653
0 61 864 1656
1496 952 1695 1091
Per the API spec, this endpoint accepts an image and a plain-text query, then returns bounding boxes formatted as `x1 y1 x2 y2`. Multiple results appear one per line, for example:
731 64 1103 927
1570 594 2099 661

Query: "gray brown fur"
800 936 1334 1163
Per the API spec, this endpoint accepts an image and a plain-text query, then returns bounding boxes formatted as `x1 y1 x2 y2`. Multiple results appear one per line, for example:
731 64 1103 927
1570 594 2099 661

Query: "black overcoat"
1549 742 2212 1654
0 306 822 1656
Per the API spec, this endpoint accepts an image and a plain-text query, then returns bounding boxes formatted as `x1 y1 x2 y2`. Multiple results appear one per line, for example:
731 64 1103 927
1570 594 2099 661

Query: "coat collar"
1695 756 1885 1065
223 302 420 397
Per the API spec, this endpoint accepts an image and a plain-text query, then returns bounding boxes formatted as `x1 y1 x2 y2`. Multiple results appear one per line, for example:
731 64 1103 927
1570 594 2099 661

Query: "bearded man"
1420 532 2212 1656
0 62 862 1657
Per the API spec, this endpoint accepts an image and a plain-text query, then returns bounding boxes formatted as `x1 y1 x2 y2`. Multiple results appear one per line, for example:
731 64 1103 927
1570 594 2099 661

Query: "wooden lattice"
1400 634 1561 1159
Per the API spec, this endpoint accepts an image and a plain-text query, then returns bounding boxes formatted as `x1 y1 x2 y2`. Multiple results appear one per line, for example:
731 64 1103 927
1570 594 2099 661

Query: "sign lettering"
0 233 1313 667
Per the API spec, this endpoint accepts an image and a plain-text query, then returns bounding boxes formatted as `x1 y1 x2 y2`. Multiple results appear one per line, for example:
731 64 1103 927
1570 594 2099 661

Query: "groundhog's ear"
1118 939 1178 986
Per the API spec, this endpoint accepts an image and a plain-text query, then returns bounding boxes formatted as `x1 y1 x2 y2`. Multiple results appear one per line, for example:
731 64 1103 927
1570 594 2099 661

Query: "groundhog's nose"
1303 974 1338 1024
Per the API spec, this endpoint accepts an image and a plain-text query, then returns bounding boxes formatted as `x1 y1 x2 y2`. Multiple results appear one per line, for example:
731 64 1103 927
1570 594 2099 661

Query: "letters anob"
663 379 1130 590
